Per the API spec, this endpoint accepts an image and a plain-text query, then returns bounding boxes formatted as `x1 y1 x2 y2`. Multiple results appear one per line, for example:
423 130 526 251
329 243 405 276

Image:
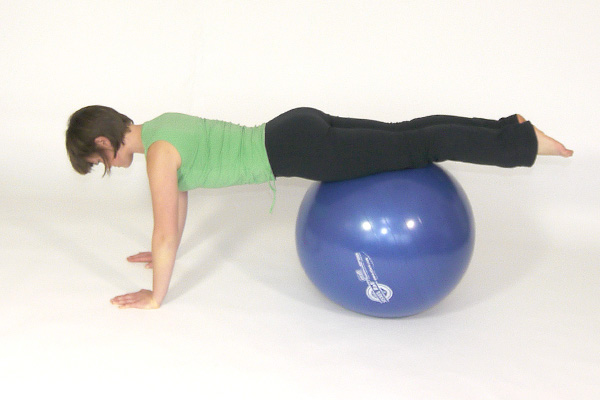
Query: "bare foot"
534 125 574 157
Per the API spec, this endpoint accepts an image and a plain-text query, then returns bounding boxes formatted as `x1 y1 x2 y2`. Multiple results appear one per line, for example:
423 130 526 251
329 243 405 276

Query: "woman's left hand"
110 289 160 309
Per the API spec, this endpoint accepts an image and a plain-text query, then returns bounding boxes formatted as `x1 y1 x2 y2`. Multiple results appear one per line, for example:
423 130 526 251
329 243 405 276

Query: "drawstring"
268 176 277 213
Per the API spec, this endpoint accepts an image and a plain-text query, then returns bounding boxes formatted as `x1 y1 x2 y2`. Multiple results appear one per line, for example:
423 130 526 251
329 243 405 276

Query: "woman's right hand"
127 252 153 269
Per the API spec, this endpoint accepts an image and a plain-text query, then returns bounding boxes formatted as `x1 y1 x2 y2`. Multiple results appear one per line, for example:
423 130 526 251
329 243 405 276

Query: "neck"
125 124 145 154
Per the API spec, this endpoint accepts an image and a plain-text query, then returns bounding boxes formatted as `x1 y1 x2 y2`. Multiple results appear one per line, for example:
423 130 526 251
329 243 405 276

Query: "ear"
94 136 111 149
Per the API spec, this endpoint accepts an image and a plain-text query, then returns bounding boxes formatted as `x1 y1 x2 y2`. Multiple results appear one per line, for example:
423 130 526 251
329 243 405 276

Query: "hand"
110 289 160 309
127 251 153 269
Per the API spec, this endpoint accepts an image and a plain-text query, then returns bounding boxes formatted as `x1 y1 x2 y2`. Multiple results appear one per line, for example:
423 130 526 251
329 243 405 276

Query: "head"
66 105 133 175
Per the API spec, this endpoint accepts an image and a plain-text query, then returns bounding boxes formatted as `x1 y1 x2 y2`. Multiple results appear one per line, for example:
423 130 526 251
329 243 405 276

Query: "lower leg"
324 121 539 176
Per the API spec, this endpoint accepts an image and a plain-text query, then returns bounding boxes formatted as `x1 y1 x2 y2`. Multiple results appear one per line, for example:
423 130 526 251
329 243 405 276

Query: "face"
87 137 134 170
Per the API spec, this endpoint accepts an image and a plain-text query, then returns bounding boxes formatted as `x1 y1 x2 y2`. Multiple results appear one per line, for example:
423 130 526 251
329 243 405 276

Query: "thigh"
265 107 333 179
265 107 432 181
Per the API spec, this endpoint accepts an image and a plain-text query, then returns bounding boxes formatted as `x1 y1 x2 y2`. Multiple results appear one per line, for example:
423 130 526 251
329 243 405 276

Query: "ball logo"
354 252 393 303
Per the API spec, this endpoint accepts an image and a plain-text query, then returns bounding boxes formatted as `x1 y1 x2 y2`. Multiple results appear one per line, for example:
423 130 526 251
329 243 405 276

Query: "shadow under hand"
166 187 274 302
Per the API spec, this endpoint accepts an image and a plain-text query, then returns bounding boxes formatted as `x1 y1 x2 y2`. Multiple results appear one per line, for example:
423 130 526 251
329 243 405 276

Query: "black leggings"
264 107 538 181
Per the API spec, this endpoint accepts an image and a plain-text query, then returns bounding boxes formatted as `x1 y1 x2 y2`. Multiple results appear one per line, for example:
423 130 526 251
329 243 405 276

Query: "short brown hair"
66 105 133 175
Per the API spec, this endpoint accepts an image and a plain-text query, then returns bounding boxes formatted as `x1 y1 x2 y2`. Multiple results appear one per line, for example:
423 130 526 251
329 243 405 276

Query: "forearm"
151 233 179 305
152 192 187 305
177 191 188 247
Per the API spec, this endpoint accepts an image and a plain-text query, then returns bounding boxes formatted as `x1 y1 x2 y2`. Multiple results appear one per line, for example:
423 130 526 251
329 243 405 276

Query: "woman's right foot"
534 125 574 157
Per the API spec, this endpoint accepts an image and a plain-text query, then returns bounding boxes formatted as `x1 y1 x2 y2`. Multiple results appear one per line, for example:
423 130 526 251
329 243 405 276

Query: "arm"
126 190 187 269
177 190 188 246
111 140 182 309
148 141 181 306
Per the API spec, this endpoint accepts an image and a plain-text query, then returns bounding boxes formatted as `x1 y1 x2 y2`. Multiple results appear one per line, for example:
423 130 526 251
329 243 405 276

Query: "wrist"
150 291 163 308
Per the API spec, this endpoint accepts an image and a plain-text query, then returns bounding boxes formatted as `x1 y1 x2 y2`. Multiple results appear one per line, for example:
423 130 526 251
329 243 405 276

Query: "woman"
65 106 573 309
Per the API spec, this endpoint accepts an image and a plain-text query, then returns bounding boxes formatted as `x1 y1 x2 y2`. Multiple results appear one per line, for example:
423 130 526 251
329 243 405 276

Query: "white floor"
1 154 598 399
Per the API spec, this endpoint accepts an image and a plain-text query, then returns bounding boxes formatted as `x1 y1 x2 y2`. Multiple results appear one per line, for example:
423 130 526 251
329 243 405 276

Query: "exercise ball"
295 164 474 318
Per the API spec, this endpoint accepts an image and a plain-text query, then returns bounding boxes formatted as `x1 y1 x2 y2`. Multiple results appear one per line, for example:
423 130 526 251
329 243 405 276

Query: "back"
141 112 273 191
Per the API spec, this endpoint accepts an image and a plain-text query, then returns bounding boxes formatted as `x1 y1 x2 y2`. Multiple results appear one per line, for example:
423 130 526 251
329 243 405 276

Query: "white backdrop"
1 1 598 398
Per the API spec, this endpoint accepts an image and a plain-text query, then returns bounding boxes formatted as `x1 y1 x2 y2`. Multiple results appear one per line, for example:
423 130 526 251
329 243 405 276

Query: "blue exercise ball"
295 164 475 318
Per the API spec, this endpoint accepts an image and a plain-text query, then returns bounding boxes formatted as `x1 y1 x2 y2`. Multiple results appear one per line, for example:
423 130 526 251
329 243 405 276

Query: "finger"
111 294 137 305
110 295 123 304
114 299 136 307
127 252 149 259
111 292 132 301
111 290 156 309
128 254 152 263
111 297 127 305
118 299 145 309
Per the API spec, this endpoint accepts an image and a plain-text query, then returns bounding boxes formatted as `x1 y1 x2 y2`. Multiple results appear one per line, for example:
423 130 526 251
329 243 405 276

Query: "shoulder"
144 112 191 127
146 140 182 170
143 113 204 138
142 113 201 154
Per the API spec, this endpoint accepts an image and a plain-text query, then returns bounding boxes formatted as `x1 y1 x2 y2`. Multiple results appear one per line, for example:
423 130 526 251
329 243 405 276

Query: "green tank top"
141 113 275 193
